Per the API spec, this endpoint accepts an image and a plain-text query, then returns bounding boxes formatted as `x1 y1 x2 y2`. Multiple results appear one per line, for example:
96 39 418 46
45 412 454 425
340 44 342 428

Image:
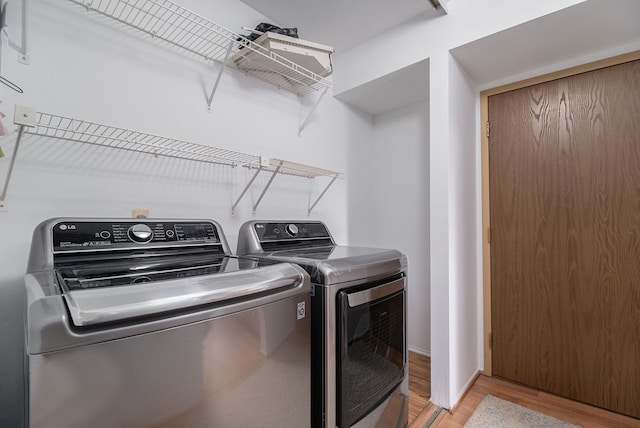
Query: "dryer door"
336 276 406 428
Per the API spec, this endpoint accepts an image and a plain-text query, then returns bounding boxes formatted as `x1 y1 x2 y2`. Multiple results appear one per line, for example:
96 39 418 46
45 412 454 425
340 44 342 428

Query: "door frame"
480 50 640 376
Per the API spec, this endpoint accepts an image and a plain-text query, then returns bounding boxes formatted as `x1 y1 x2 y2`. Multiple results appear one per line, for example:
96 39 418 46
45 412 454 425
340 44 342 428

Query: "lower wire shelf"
2 105 343 214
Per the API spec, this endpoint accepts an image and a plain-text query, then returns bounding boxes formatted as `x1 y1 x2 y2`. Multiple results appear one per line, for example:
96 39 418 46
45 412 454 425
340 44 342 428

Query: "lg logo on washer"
58 224 76 231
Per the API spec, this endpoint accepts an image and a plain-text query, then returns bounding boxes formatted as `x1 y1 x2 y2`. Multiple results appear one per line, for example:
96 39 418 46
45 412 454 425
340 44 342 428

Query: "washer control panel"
254 222 331 241
53 220 220 251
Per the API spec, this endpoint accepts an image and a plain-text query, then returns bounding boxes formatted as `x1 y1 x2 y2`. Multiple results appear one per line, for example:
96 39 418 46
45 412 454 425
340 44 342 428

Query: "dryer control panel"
254 222 330 241
237 220 336 254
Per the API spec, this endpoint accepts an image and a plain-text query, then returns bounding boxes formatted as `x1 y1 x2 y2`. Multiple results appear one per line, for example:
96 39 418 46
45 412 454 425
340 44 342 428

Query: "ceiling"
334 60 430 116
238 0 640 116
237 0 442 54
451 0 640 88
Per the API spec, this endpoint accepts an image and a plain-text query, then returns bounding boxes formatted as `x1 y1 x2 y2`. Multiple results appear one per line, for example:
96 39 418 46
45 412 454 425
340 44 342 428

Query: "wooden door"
489 59 640 418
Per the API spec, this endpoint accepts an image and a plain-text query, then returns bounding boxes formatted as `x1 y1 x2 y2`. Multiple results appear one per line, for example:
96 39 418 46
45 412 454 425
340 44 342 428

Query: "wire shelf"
27 111 259 167
247 158 343 179
4 107 343 214
69 0 333 96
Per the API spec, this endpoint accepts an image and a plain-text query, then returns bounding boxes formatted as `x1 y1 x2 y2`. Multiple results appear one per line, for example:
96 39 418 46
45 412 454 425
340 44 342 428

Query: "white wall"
427 49 451 406
0 0 372 425
448 54 479 404
348 101 430 355
345 107 375 245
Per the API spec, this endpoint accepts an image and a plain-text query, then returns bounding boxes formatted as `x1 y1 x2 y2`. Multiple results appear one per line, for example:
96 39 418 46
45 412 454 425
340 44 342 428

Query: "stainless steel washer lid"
25 260 311 354
62 261 305 326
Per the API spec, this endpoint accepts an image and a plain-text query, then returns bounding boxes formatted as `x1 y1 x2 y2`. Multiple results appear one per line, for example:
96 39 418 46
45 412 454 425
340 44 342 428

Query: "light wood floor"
407 351 640 428
408 351 431 422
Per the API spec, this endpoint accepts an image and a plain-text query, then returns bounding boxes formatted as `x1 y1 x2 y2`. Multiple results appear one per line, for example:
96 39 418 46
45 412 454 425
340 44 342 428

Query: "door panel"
489 60 640 418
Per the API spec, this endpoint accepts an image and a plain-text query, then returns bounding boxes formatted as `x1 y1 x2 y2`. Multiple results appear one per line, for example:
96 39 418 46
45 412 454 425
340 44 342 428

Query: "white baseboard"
408 345 430 357
451 368 481 408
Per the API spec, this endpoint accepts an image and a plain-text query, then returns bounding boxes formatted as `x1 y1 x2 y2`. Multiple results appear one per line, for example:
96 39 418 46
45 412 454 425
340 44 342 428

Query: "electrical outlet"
260 156 270 167
132 208 149 218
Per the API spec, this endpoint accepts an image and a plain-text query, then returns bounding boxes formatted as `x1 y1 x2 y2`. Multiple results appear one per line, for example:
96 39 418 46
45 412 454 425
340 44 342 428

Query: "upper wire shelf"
2 106 343 215
69 0 334 96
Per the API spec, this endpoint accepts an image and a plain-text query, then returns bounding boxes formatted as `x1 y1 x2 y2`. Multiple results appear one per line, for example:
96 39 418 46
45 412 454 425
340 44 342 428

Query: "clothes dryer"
237 220 408 428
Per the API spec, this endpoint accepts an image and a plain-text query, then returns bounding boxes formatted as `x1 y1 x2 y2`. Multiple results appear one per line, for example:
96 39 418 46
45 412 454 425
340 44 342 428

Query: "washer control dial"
285 223 299 237
128 224 153 243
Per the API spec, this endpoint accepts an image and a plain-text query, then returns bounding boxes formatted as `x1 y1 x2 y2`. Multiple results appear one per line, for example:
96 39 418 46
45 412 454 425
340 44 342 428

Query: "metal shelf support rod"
298 87 329 135
252 163 282 213
8 0 29 61
231 166 262 215
0 125 26 205
206 39 235 110
308 174 338 215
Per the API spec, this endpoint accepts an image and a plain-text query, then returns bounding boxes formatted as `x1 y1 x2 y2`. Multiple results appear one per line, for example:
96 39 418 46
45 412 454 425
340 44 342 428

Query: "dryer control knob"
128 224 153 243
285 223 299 237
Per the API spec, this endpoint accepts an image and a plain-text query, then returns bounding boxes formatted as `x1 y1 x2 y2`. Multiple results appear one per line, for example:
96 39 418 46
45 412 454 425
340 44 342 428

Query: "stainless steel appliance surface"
237 220 408 428
25 217 311 428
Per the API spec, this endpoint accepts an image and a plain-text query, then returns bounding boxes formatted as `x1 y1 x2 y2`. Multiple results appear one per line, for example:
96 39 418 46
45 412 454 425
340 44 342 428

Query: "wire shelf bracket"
252 161 282 214
308 173 339 216
0 106 36 208
299 86 329 135
231 164 262 216
206 39 235 110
